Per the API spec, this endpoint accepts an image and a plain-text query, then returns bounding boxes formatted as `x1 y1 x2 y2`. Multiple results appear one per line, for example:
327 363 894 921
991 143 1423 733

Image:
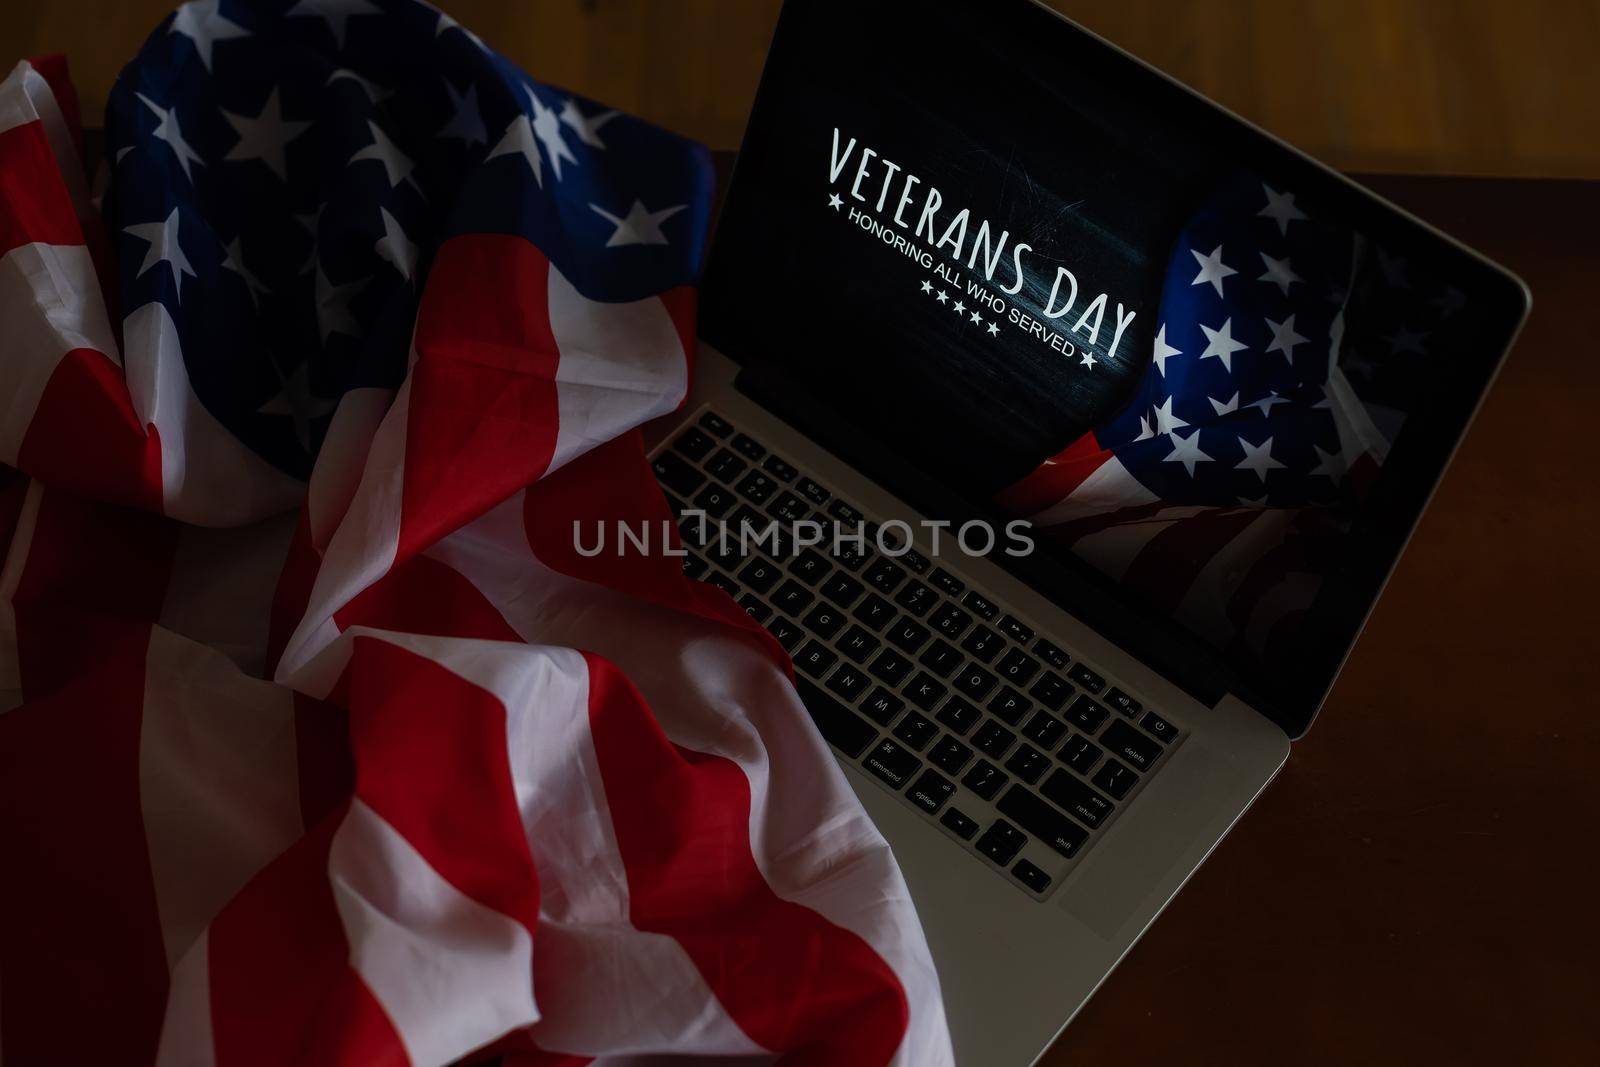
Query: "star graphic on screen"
986 321 999 336
953 300 966 314
1235 435 1286 481
935 290 948 304
920 279 932 294
1163 429 1212 476
1257 183 1307 236
1190 244 1236 298
970 310 982 325
828 193 843 210
1079 349 1097 369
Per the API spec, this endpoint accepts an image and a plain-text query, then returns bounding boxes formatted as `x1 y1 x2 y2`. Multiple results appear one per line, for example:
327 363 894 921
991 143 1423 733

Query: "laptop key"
767 615 804 652
705 571 739 596
1021 711 1067 751
976 820 1027 866
692 483 738 518
930 567 965 597
962 590 999 620
838 625 881 663
652 451 706 497
730 432 765 461
972 720 1016 758
852 593 895 630
682 553 708 580
1092 758 1137 799
864 557 907 594
999 786 1090 858
929 602 973 638
954 663 998 700
863 739 920 789
698 410 734 438
820 572 864 607
792 678 876 758
795 641 837 678
1033 638 1070 670
961 758 1008 800
833 540 870 571
998 614 1034 645
766 491 809 522
826 663 872 702
935 695 982 736
762 454 798 481
908 769 956 814
672 427 717 462
892 711 938 750
1067 662 1106 695
1065 694 1110 733
887 618 931 653
772 580 814 615
738 594 772 623
796 477 830 506
869 650 913 686
803 603 847 640
894 580 937 617
918 639 963 678
706 448 747 483
905 672 947 711
988 687 1032 725
1040 769 1114 829
901 548 931 574
1029 671 1073 711
1058 734 1102 774
1105 687 1142 717
827 499 863 524
1101 720 1162 771
1140 711 1180 744
1012 859 1052 894
735 469 778 505
738 558 782 594
997 648 1040 686
860 687 904 726
960 624 1005 663
940 807 979 840
1004 744 1051 784
929 736 973 774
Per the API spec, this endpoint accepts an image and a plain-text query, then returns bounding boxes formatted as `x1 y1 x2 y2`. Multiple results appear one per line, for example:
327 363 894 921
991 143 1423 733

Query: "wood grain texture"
2 1 1597 177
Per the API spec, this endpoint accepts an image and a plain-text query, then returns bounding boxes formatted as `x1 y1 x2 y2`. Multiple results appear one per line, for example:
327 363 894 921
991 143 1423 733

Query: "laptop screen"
701 0 1526 735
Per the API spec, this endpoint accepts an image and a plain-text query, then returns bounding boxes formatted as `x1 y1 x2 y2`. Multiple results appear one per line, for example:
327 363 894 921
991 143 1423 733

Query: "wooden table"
1037 174 1600 1064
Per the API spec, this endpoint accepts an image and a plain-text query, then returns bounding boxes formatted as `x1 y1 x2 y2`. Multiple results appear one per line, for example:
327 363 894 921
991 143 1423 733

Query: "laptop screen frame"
698 0 1531 738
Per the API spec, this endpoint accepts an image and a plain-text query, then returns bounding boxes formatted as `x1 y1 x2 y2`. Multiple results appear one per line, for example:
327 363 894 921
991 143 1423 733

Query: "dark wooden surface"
1036 174 1600 1063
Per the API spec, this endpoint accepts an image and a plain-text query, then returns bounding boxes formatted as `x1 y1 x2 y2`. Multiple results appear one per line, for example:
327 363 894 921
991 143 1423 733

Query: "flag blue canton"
101 0 713 482
1096 173 1356 508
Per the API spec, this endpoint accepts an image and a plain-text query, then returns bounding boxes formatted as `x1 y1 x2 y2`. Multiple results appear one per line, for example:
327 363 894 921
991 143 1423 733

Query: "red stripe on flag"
334 553 523 643
207 803 410 1067
400 234 561 562
583 651 909 1065
992 431 1111 517
16 347 164 515
0 118 82 254
0 620 168 1066
1119 506 1265 615
24 54 85 162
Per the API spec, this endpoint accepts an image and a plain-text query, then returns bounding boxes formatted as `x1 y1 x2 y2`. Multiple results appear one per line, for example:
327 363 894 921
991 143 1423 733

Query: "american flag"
0 4 951 1065
996 171 1441 659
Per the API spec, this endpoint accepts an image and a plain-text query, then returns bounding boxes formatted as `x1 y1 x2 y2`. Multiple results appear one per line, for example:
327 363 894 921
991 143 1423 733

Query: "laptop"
642 0 1529 1061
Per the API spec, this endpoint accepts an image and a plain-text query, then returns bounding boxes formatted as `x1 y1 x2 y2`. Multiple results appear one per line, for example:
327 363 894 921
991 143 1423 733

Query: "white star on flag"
258 361 337 452
169 0 249 71
1258 251 1301 296
1257 183 1307 236
1190 243 1236 298
438 81 487 146
589 199 686 247
327 67 392 103
374 207 419 281
222 87 311 181
1264 313 1309 363
124 206 195 299
488 115 542 185
1152 323 1181 376
315 264 367 340
1152 395 1188 436
1209 391 1239 416
221 237 270 309
560 99 619 148
435 8 488 50
1385 324 1429 355
135 93 204 180
348 120 422 193
1163 429 1212 476
1198 317 1248 371
1235 435 1286 481
286 0 381 49
1310 444 1343 480
1247 390 1288 417
527 87 577 180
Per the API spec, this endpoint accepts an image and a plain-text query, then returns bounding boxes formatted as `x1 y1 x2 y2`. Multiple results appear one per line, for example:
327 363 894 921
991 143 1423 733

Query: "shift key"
793 678 877 758
997 785 1089 858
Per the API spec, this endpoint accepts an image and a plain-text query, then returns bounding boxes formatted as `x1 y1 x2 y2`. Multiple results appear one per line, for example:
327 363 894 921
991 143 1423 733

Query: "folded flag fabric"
0 3 951 1065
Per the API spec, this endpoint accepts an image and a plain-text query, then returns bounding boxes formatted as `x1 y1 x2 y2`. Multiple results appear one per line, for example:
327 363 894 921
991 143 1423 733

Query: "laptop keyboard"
649 405 1184 900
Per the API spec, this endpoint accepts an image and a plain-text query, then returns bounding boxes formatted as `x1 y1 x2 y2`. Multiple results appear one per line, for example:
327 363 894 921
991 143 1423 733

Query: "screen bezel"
699 0 1531 738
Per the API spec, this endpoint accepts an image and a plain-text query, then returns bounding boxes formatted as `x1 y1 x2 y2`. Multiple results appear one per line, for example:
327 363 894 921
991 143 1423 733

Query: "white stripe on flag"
0 62 91 221
0 478 43 706
152 930 216 1067
1027 453 1159 527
